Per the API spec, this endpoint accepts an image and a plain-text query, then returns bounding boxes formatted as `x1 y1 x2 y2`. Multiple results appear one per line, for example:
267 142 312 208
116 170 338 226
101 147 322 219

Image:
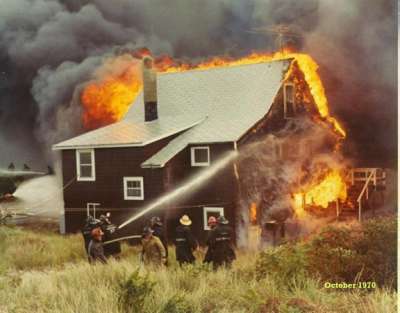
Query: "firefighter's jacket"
203 226 216 263
208 224 236 266
141 236 166 266
152 224 168 257
88 239 107 264
175 225 198 264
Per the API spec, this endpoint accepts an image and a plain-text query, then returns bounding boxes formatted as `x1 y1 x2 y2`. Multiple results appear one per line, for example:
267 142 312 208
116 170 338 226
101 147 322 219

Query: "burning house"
53 52 386 244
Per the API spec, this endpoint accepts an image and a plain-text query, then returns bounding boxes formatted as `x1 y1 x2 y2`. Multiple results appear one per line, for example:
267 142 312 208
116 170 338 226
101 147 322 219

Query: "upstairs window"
123 177 144 200
283 83 296 119
190 146 210 167
76 149 95 181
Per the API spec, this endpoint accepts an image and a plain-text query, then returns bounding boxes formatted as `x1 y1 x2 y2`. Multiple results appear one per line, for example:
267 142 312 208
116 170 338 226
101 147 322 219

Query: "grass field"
0 218 397 313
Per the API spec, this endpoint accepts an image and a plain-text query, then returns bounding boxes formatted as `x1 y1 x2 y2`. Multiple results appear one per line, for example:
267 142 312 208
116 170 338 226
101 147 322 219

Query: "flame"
81 49 345 137
293 169 347 215
250 202 257 224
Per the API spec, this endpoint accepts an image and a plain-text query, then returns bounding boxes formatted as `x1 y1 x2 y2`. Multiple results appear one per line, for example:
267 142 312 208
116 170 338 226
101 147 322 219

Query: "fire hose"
103 234 142 245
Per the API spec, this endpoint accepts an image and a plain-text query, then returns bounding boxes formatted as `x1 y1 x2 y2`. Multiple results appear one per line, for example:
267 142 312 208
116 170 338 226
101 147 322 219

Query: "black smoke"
0 0 396 169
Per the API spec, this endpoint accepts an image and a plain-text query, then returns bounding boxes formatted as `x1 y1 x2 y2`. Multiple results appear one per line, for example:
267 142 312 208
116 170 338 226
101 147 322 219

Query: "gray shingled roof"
141 59 291 167
53 115 204 150
54 59 291 166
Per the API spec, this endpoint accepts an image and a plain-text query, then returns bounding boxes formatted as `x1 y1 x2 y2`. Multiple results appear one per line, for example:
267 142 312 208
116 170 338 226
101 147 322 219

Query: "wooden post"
358 201 362 222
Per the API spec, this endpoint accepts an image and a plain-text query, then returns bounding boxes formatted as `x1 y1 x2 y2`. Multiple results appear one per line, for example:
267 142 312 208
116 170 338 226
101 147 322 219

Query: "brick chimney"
142 56 158 122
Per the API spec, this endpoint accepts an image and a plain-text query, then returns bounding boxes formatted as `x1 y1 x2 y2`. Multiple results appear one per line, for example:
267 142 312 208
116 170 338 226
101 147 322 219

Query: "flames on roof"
81 49 345 138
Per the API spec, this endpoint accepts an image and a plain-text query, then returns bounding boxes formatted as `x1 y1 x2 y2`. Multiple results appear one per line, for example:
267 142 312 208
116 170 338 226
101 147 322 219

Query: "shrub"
255 242 308 285
354 218 397 287
118 269 155 312
160 293 194 313
255 218 397 290
306 218 397 288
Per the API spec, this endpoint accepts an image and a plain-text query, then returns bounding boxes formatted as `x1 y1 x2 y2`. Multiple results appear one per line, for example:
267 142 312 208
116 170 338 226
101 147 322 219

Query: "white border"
123 176 144 200
76 149 96 181
203 207 224 230
283 82 296 119
190 146 210 167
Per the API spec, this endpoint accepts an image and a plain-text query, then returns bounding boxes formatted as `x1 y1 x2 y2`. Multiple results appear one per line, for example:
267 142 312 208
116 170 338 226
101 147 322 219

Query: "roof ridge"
159 58 293 77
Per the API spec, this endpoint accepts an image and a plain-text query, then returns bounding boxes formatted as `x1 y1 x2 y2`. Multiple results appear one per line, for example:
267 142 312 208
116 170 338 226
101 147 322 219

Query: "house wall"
61 135 176 234
233 61 321 246
163 142 238 245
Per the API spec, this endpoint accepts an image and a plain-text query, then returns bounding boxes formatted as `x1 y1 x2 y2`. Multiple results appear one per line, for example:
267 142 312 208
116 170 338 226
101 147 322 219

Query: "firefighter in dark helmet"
141 226 167 267
208 215 236 269
150 216 168 259
175 215 198 265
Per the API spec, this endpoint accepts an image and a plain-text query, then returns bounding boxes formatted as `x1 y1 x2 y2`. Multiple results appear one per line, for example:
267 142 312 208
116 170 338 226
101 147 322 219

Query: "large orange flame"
81 50 345 137
293 169 347 216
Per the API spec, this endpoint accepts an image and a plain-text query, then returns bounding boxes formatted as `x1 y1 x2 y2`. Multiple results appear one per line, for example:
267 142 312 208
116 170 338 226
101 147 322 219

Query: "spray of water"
0 169 46 177
118 150 238 229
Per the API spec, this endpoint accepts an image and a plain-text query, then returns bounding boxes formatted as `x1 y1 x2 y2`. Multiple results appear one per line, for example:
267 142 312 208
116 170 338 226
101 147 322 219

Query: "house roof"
53 58 292 166
52 114 204 150
141 59 292 167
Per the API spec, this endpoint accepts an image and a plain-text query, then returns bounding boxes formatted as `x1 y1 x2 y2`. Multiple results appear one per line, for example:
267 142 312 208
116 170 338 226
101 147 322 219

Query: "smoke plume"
0 0 396 169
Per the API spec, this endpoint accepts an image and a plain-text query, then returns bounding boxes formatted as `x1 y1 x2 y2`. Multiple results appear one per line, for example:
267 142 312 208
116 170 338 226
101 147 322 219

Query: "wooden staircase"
337 168 386 221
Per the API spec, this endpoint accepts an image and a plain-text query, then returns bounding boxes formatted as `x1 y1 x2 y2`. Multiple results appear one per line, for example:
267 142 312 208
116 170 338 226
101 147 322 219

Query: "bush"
306 218 397 288
256 243 308 285
160 293 194 313
118 269 155 312
256 217 397 290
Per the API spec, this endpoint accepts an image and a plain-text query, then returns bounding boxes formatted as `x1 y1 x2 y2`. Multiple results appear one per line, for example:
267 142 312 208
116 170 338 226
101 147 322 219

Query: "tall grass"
0 223 397 313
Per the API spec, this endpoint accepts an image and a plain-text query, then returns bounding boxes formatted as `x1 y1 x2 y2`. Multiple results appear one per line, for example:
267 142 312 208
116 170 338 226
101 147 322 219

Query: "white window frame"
123 177 144 200
190 146 210 167
76 149 95 181
203 207 224 230
283 82 296 119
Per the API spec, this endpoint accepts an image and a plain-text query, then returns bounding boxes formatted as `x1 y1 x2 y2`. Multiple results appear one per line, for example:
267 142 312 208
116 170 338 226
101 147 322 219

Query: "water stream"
118 150 238 229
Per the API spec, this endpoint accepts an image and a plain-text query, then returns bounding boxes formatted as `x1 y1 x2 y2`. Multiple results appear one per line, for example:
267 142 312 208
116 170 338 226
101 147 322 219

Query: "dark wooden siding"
62 136 176 233
163 142 238 244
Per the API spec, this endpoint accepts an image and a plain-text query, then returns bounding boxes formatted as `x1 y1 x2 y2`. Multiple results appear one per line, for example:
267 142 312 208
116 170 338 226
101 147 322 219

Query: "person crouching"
140 227 167 267
88 227 107 264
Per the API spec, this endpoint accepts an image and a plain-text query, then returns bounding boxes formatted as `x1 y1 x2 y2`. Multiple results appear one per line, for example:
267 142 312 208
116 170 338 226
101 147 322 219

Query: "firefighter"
82 215 101 255
99 213 121 258
203 216 217 264
208 216 236 269
150 216 168 259
175 215 198 266
88 227 107 264
140 226 167 267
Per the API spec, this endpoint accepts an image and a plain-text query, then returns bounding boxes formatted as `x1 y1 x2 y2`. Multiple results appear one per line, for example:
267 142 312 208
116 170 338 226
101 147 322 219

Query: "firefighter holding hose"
88 227 108 264
207 216 236 269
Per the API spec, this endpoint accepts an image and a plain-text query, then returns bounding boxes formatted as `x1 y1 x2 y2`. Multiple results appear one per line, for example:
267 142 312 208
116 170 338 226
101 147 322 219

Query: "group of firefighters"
82 214 236 270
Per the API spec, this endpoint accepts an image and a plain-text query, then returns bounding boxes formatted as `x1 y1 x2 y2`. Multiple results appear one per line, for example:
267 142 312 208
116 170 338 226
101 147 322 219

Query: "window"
76 149 95 181
191 146 210 167
123 177 144 200
203 207 224 230
283 83 296 119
